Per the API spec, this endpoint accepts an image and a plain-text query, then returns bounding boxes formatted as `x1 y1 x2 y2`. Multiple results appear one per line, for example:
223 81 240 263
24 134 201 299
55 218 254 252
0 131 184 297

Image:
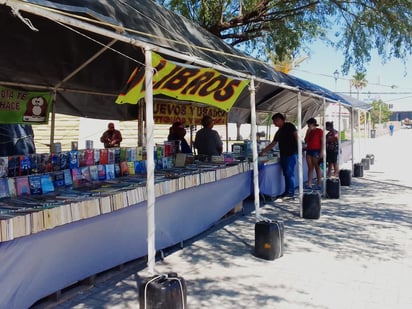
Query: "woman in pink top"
304 118 323 189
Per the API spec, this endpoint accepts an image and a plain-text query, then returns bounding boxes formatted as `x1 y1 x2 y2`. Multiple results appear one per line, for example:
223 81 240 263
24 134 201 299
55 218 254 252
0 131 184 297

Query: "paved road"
32 129 412 309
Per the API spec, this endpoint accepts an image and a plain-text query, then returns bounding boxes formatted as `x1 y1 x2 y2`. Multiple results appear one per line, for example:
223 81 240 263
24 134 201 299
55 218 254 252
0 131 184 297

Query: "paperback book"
16 176 30 196
0 156 8 178
0 178 10 198
28 175 43 195
105 164 115 180
53 171 65 188
41 174 55 194
97 164 106 180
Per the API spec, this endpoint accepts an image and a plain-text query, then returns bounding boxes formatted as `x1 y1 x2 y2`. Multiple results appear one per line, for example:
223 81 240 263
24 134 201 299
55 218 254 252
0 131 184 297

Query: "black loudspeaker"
302 191 321 219
339 169 351 186
354 163 364 177
139 273 187 309
361 158 370 170
366 154 375 165
254 220 284 260
326 178 340 198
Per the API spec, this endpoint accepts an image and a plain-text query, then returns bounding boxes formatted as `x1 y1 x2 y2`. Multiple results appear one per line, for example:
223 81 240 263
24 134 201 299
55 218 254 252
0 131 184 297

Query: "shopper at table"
260 113 298 199
100 122 122 148
304 118 323 189
194 115 222 161
168 123 192 154
325 121 339 177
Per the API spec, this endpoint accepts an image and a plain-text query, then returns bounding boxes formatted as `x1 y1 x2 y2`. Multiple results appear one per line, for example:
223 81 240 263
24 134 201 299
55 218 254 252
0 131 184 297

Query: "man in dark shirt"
194 115 223 161
260 113 298 199
100 122 123 148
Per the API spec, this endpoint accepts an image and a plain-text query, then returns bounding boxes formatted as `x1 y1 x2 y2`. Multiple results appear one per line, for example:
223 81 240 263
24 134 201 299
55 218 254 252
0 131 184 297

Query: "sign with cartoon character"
0 85 52 124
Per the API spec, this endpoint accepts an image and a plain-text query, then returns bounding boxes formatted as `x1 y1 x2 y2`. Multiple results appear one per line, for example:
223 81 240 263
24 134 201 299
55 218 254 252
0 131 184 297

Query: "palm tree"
350 72 368 100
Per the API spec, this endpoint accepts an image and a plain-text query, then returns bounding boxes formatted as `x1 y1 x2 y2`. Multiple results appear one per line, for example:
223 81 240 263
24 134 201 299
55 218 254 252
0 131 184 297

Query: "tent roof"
0 0 351 122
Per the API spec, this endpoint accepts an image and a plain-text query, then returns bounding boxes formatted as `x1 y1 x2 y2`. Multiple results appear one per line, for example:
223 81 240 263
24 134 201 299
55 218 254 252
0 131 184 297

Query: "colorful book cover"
97 164 106 181
89 165 99 181
40 153 52 173
19 155 32 176
120 161 129 176
81 166 92 183
41 174 55 193
63 169 73 186
140 160 147 173
29 154 40 174
84 149 94 166
114 148 121 163
8 155 20 177
108 148 115 164
29 175 43 195
71 167 83 186
78 149 86 167
105 164 115 180
16 176 30 196
114 164 121 178
128 147 137 162
134 161 142 174
7 178 16 197
99 149 108 165
69 150 79 169
53 171 65 188
127 162 135 175
94 149 100 165
0 178 10 198
59 152 69 170
0 156 8 178
136 147 143 161
120 147 127 162
51 153 61 171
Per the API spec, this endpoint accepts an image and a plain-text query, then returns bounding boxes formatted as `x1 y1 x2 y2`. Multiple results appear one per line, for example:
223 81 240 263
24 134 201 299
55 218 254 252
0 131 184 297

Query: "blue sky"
290 41 412 111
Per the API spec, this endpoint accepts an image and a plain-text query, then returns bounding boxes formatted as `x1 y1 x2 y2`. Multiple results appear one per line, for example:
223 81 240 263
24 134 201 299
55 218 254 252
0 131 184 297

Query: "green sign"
0 86 52 124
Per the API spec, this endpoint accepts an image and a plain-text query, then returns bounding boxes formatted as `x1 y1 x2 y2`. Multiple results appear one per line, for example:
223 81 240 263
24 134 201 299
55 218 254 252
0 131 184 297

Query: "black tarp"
0 0 351 122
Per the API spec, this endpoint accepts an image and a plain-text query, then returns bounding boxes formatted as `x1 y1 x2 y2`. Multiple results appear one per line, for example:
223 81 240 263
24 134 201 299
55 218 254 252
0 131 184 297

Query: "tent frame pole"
144 47 156 275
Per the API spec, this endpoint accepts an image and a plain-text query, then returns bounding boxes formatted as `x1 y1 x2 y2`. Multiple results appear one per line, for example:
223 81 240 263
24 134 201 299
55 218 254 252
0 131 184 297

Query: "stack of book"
0 161 251 242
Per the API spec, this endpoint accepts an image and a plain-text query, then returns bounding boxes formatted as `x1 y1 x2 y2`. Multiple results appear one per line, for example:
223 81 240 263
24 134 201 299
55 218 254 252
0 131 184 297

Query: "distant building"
390 111 412 122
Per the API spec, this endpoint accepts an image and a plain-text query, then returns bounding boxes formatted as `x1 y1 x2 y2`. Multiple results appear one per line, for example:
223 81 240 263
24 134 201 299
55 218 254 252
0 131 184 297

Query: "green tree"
370 99 392 128
350 71 368 100
155 0 412 74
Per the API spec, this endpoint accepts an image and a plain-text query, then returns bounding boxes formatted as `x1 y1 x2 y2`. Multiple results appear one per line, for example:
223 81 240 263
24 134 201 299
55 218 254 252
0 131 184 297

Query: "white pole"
249 78 261 218
297 92 303 217
144 48 156 275
351 107 355 174
338 103 342 169
322 98 327 196
357 109 361 159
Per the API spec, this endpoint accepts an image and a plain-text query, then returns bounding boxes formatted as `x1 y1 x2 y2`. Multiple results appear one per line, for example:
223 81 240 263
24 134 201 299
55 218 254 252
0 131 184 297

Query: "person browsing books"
304 117 323 190
168 122 192 154
100 122 122 148
325 121 339 177
194 115 223 161
260 113 298 199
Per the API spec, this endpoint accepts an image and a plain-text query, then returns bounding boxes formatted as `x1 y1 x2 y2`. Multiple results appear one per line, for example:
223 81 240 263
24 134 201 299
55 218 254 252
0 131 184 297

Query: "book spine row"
0 164 252 242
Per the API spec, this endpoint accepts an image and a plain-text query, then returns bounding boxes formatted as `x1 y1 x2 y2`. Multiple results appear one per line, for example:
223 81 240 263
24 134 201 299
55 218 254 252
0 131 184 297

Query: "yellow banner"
153 102 227 125
116 52 249 112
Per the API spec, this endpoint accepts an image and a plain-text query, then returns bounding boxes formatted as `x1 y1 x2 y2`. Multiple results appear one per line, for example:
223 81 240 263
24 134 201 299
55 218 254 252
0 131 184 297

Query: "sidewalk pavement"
33 129 412 309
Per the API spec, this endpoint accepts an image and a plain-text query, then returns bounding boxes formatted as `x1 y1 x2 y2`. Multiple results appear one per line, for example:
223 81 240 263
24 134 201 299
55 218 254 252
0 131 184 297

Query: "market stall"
0 1 357 307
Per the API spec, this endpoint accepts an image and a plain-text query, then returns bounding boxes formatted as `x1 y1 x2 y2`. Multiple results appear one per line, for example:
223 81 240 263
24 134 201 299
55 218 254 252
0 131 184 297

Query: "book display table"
0 165 252 308
258 160 309 197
